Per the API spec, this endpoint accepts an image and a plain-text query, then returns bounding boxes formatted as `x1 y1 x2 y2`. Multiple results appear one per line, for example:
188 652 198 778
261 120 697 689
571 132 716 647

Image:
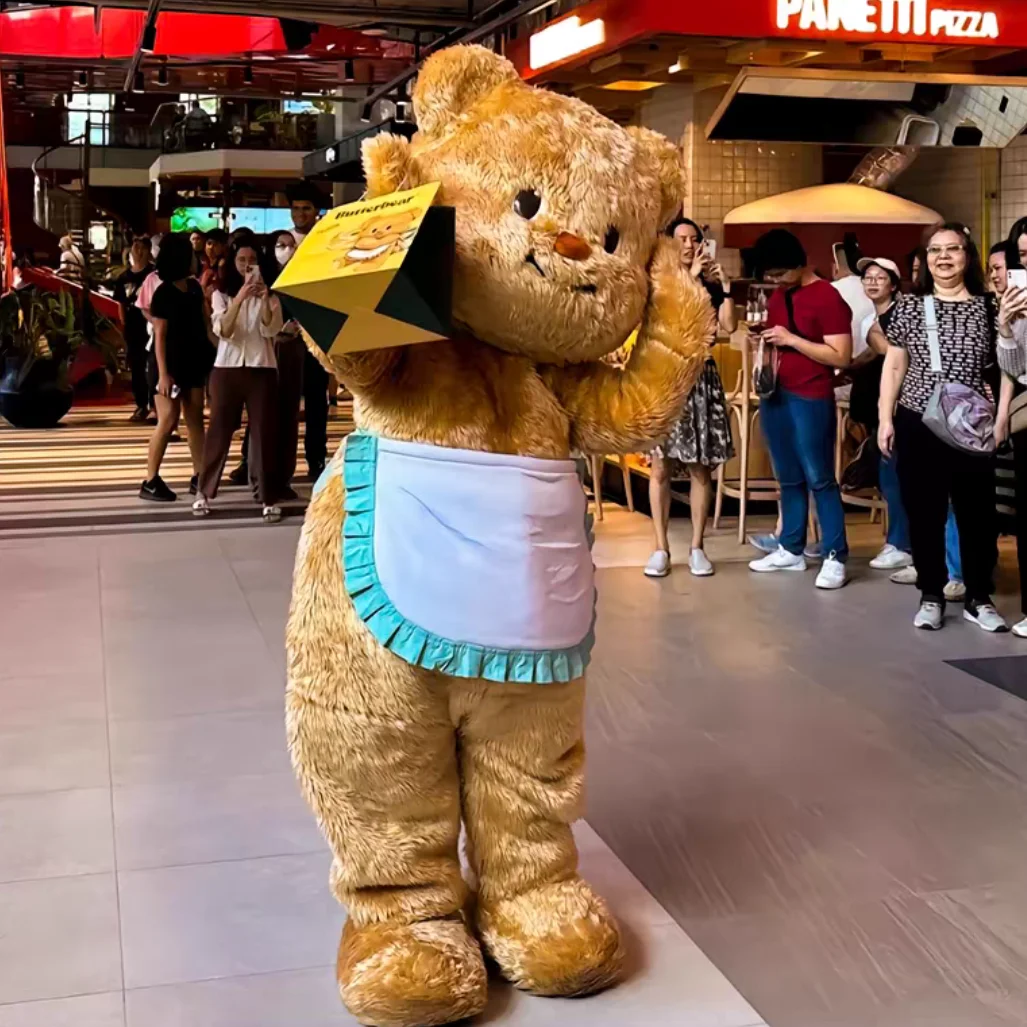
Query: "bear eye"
604 226 620 254
514 189 542 220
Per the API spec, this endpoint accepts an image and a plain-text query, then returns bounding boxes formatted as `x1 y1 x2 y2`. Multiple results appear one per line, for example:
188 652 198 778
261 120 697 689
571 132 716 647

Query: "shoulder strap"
783 286 800 335
923 295 943 374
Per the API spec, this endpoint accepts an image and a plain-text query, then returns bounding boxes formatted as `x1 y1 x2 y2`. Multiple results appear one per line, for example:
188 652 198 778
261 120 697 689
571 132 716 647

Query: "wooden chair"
589 454 635 522
713 333 780 542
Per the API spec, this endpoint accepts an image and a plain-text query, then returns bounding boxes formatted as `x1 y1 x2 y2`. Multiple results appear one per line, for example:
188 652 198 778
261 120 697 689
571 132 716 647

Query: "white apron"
329 432 596 683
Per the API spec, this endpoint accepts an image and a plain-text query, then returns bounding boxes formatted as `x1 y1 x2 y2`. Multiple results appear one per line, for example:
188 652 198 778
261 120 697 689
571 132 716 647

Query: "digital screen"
283 100 321 114
170 207 295 235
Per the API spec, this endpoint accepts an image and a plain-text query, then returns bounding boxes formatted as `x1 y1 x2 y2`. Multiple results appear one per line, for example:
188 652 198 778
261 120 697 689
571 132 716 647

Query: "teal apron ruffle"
338 431 596 684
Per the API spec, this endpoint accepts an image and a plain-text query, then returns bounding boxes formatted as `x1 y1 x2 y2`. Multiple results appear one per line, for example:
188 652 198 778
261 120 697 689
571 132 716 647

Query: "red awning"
511 0 1027 80
0 6 384 60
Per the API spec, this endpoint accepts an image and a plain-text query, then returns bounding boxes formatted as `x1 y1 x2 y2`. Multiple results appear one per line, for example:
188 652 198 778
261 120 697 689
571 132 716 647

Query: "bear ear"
361 133 420 198
627 126 687 230
413 44 520 138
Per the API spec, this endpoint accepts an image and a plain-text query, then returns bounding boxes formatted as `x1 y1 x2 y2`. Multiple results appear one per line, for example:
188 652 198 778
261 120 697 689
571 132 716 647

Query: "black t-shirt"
702 277 726 311
113 264 154 345
150 278 213 389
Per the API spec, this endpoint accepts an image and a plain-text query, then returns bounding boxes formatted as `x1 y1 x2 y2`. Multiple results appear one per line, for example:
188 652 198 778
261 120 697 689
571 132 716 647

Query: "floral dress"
654 277 734 473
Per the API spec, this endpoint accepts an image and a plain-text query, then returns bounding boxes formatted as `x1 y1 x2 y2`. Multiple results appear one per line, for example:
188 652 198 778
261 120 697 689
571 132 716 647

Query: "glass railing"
159 112 328 153
6 107 332 153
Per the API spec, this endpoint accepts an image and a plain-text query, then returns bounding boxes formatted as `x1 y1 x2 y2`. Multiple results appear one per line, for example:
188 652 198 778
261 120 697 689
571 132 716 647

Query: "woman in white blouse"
193 239 284 522
997 281 1027 638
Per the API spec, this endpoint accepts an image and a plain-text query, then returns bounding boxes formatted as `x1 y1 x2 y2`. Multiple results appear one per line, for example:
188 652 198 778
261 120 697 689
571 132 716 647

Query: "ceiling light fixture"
243 64 254 85
157 64 169 86
344 58 355 80
361 102 373 123
600 80 663 92
14 70 24 88
134 70 145 91
141 20 157 53
78 70 88 87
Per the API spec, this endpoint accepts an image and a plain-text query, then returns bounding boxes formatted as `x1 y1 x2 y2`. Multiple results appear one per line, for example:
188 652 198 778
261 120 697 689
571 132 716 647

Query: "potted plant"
0 288 118 429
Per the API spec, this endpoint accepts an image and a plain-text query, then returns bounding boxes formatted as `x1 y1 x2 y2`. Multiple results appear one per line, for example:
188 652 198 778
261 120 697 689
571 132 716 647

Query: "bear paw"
337 917 488 1027
478 877 625 997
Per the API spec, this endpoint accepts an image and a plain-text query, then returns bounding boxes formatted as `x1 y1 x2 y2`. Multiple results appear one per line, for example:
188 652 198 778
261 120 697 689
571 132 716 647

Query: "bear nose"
554 232 592 261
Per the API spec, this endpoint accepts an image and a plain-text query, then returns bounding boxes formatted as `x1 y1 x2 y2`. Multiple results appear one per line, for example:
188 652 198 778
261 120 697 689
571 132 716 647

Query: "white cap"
856 257 902 279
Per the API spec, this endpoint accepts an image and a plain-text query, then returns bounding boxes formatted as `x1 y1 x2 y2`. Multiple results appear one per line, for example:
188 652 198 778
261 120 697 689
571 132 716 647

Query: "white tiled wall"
634 80 1027 269
893 147 998 244
1000 136 1027 238
636 83 822 278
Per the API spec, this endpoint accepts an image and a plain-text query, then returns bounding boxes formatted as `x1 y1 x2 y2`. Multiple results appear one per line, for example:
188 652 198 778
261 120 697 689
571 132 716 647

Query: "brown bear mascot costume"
285 43 714 1027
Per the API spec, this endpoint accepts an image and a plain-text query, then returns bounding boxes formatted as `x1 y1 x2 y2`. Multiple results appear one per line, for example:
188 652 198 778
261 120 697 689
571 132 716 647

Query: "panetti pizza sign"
776 0 999 39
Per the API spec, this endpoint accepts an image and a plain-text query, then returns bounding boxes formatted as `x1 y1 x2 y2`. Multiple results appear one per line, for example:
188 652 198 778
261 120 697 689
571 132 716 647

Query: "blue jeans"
879 453 911 553
946 505 962 582
761 390 848 561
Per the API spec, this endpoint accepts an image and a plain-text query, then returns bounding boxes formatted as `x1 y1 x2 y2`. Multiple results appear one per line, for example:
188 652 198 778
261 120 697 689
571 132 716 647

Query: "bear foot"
337 917 488 1027
478 877 625 997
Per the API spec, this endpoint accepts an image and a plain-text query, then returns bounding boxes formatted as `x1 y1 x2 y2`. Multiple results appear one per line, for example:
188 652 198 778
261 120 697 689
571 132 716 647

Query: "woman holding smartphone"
139 233 215 503
877 223 1004 632
644 217 737 578
193 238 284 523
996 275 1027 638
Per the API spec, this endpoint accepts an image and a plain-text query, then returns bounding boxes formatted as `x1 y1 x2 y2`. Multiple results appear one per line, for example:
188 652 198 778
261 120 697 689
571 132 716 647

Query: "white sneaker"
914 601 944 630
870 544 913 571
689 549 714 577
1012 617 1027 638
191 495 211 517
749 546 806 573
890 566 918 585
815 555 848 590
964 603 1009 634
262 504 283 524
644 550 671 578
944 579 967 602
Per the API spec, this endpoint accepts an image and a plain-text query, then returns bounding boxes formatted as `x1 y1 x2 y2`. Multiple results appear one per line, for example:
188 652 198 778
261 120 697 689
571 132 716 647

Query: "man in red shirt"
748 229 854 589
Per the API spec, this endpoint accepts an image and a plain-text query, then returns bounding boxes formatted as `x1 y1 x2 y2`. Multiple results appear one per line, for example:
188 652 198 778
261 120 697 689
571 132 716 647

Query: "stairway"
0 402 354 540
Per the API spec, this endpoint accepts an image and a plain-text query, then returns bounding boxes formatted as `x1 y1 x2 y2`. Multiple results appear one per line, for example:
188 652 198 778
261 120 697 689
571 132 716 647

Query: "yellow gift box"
273 182 454 354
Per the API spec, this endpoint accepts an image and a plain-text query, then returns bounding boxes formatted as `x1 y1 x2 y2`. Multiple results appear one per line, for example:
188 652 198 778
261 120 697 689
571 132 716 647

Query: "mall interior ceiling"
0 0 556 101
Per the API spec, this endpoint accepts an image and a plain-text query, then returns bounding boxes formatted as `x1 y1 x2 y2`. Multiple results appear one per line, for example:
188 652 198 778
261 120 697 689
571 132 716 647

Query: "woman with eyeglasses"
848 257 914 576
876 223 1005 633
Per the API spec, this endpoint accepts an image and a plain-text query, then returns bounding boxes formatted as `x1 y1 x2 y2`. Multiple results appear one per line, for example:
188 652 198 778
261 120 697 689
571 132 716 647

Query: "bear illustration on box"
285 43 714 1027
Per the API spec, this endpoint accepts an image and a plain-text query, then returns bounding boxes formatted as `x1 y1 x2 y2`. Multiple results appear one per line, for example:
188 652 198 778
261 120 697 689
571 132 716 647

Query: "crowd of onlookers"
644 216 1027 640
105 180 1027 636
113 182 332 523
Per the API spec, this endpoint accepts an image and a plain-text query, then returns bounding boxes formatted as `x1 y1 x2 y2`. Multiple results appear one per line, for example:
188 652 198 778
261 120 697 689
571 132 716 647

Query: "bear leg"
286 471 487 1026
456 678 625 998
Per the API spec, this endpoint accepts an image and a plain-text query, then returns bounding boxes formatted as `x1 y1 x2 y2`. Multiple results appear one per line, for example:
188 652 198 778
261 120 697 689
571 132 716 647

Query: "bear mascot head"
286 43 714 1027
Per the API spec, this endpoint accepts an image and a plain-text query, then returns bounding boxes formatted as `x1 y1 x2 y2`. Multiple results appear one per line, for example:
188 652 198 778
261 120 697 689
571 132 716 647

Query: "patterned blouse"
885 293 996 414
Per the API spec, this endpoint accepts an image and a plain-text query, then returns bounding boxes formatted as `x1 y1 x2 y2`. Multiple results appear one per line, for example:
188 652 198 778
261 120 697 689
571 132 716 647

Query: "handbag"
841 435 880 492
752 334 780 398
1011 389 1027 436
753 288 798 399
919 295 996 455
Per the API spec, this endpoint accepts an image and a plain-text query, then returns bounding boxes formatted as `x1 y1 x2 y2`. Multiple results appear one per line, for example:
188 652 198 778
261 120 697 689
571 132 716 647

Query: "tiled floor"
0 520 764 1027
2 507 1026 1026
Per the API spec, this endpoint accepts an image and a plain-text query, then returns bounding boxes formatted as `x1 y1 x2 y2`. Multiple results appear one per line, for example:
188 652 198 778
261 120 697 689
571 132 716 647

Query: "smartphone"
1008 268 1027 291
702 237 717 262
170 384 181 400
